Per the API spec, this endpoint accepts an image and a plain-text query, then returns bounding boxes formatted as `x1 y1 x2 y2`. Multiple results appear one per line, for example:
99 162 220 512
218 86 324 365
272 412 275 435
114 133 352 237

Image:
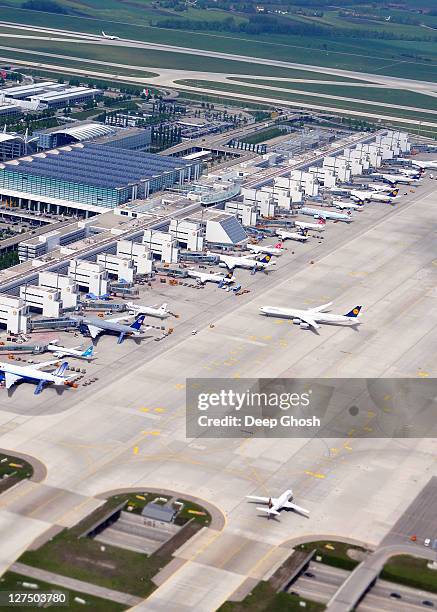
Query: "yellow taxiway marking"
142 431 160 436
175 383 185 390
330 448 339 455
418 370 430 378
262 335 272 341
383 395 392 401
248 335 258 341
305 471 325 479
363 426 373 433
133 446 139 454
279 340 288 348
348 429 356 437
367 410 376 418
274 319 285 324
343 442 353 451
154 408 165 413
140 408 150 413
232 373 242 379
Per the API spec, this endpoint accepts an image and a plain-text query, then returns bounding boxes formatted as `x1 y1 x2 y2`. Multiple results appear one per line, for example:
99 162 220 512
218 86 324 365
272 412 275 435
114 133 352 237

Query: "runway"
0 176 437 609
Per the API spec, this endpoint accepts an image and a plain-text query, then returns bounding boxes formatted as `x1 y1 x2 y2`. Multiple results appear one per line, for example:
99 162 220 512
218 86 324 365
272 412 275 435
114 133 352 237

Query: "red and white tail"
274 243 282 249
318 219 326 225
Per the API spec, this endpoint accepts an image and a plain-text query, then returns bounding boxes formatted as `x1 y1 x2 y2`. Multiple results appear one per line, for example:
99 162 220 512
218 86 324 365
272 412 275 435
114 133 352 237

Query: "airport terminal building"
0 143 202 213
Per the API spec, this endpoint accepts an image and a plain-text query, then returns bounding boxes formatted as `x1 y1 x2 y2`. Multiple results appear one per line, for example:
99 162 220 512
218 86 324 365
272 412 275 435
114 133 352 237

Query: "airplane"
294 219 326 232
101 30 120 40
276 228 309 242
75 314 147 344
207 251 276 272
332 199 363 211
187 269 235 285
126 302 169 319
300 207 352 223
0 360 77 395
247 243 284 256
370 173 420 186
399 158 437 171
46 341 94 360
247 489 309 519
368 184 400 194
259 302 362 331
349 190 398 204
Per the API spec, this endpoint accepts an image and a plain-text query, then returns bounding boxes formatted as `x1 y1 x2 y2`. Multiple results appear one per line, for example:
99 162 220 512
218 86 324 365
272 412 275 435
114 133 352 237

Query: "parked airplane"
0 360 77 395
207 252 276 271
247 243 284 256
332 199 363 211
259 302 362 331
101 30 120 40
76 314 146 344
400 158 437 170
368 184 399 194
127 302 169 319
187 269 235 285
300 207 352 223
276 228 309 242
370 173 419 186
349 190 398 204
247 489 309 519
294 219 326 232
47 341 94 360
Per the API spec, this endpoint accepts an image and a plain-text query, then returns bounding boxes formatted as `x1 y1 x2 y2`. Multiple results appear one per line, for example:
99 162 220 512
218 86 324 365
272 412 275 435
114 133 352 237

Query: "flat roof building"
0 143 202 209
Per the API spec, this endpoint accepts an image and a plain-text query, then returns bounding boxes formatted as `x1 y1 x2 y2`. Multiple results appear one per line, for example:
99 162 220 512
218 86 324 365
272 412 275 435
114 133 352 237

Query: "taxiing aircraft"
207 252 276 272
127 302 169 319
0 360 77 395
247 243 284 257
76 314 146 344
47 341 94 360
101 30 120 40
247 489 309 519
294 219 326 232
259 302 362 331
300 207 352 223
276 228 309 242
187 269 235 285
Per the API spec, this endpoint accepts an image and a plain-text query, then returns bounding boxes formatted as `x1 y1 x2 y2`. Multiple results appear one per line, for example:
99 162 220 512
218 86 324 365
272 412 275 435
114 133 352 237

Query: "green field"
0 571 126 611
0 4 435 82
241 127 285 145
381 555 437 594
0 453 33 493
175 80 437 130
218 581 325 611
296 541 368 571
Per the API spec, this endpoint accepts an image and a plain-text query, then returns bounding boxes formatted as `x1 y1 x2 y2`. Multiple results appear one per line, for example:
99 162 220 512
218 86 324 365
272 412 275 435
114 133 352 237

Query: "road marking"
142 431 160 436
133 446 139 455
305 471 325 479
154 408 165 413
175 383 185 390
140 408 150 412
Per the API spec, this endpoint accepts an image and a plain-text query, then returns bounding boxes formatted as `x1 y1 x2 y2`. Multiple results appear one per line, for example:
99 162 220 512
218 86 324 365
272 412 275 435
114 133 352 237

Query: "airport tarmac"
0 177 437 609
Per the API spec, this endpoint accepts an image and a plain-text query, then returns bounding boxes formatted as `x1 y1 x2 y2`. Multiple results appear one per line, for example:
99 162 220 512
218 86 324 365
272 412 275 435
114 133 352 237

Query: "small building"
141 502 177 524
142 229 179 264
20 284 62 318
68 260 108 295
0 294 28 334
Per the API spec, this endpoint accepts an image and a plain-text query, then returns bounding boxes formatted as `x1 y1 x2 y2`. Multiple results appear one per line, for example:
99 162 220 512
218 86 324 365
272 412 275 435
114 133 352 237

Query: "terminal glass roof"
52 123 115 142
4 144 194 189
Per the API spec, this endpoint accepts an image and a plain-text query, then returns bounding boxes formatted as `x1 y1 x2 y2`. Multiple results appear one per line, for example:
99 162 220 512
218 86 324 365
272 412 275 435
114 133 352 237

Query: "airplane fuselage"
259 306 359 326
300 207 352 222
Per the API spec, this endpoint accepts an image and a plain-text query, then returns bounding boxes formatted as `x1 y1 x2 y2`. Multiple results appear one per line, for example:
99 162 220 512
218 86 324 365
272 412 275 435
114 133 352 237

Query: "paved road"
11 561 142 606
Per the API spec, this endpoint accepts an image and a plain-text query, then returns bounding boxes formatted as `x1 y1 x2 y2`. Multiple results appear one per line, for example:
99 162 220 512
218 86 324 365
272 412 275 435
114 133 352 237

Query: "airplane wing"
5 372 22 389
32 360 63 370
300 316 320 330
87 324 103 339
257 507 280 516
310 302 333 313
246 495 277 504
283 501 310 516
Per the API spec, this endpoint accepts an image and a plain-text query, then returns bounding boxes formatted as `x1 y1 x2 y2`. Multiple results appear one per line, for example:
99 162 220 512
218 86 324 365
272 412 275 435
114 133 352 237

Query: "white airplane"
101 30 120 40
75 314 147 344
187 269 235 285
247 489 309 519
368 183 400 193
276 228 309 242
400 158 437 170
47 341 94 360
370 173 419 186
294 219 326 232
349 190 398 204
300 207 352 223
247 243 284 257
207 251 276 272
0 360 77 395
259 302 362 331
127 302 169 319
332 199 363 211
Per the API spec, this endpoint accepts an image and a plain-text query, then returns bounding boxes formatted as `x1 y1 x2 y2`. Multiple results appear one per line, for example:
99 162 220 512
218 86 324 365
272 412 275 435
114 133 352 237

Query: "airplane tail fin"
82 346 94 358
259 254 272 264
257 507 280 516
160 303 168 313
344 306 362 318
53 361 68 377
274 243 282 249
130 314 145 330
318 219 326 225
